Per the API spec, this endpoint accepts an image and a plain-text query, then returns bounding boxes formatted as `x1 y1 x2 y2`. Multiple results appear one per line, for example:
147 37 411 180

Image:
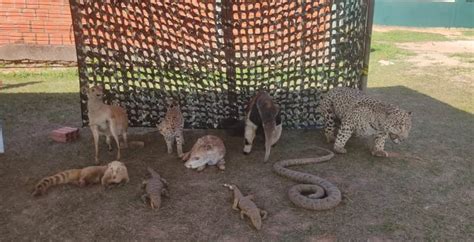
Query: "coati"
32 161 129 196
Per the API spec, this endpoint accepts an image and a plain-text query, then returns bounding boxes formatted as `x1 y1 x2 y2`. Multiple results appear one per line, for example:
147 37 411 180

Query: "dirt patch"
396 41 474 68
1 86 473 240
398 41 474 54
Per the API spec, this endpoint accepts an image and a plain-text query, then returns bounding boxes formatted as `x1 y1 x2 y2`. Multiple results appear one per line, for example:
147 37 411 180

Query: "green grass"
0 68 78 93
367 221 406 234
372 30 449 43
462 30 474 37
449 53 474 63
369 30 450 60
368 30 474 113
370 42 414 60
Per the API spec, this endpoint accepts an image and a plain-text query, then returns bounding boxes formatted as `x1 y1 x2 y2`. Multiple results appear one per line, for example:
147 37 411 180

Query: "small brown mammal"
141 167 169 210
82 85 129 163
32 161 129 196
223 184 267 230
182 135 226 171
243 91 282 162
101 161 130 188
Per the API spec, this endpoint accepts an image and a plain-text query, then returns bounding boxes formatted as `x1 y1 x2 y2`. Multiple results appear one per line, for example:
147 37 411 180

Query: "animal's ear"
408 111 413 116
80 86 89 95
181 151 190 161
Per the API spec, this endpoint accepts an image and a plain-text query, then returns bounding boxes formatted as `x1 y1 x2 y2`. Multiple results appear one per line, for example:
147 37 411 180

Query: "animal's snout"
184 161 192 168
389 133 401 144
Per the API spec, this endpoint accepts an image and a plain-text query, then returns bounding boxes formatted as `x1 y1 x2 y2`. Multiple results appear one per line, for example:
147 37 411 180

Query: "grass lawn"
369 30 474 113
372 30 449 43
0 68 78 93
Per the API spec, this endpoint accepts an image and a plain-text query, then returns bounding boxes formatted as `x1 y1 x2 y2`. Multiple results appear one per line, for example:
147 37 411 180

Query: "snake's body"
273 146 342 210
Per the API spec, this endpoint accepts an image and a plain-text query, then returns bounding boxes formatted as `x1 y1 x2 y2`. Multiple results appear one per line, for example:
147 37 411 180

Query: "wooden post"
221 0 238 119
360 0 375 91
0 120 4 154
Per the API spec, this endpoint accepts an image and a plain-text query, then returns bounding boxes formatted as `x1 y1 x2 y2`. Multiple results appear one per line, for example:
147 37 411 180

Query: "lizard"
223 183 267 230
141 167 169 210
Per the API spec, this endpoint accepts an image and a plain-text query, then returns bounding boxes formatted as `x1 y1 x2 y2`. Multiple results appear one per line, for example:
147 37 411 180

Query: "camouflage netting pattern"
70 0 371 129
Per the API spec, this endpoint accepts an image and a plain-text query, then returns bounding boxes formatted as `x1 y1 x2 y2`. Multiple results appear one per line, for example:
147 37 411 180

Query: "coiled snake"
273 146 342 210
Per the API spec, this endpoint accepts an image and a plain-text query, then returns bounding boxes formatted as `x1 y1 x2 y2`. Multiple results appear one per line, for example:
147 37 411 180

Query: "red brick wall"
0 0 74 46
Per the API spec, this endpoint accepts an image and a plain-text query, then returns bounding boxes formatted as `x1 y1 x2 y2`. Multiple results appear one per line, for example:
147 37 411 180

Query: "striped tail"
32 169 81 196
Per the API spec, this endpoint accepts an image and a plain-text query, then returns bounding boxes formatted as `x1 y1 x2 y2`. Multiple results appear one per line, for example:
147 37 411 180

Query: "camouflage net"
70 0 373 128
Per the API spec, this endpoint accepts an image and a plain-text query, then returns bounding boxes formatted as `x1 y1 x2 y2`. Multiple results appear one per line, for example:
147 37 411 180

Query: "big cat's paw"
333 146 347 154
372 150 388 157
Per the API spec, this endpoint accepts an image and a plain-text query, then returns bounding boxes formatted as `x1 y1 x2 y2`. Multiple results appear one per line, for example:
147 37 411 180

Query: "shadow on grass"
0 81 42 90
0 85 473 240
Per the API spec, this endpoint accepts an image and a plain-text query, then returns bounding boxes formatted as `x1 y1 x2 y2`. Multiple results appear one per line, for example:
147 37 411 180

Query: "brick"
35 31 48 39
26 0 40 7
50 127 79 143
21 8 36 15
0 8 21 15
44 24 70 32
18 32 36 42
35 38 49 45
26 0 39 3
40 0 66 5
48 33 64 44
0 0 19 6
48 6 71 12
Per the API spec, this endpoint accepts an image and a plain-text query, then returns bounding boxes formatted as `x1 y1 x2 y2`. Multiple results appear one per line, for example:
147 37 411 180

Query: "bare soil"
397 41 474 68
0 86 473 240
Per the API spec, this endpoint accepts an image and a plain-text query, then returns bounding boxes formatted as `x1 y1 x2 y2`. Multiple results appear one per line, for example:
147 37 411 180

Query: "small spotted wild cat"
156 101 184 157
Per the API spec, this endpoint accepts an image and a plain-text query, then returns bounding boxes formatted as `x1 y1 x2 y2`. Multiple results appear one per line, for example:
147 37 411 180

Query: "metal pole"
360 0 375 91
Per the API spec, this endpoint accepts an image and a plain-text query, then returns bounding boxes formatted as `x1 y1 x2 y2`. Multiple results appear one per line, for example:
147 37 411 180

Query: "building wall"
374 0 474 28
0 0 74 46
